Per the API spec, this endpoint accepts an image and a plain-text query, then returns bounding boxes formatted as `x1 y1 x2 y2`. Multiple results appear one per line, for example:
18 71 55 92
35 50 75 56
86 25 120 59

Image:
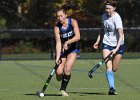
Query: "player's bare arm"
54 26 62 63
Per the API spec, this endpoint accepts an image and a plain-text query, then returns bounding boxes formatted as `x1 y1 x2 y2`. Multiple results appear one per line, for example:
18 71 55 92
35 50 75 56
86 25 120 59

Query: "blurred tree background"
0 0 140 28
0 0 140 58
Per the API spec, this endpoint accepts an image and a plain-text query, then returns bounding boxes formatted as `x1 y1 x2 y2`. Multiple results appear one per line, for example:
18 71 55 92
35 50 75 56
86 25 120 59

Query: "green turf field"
0 59 140 100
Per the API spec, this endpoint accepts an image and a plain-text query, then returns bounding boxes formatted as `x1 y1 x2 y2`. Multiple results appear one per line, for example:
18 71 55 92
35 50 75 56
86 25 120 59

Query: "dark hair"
56 0 72 14
56 6 67 14
104 0 117 7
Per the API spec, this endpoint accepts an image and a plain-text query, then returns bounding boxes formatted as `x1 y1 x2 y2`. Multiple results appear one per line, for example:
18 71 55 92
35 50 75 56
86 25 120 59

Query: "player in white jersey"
93 0 124 95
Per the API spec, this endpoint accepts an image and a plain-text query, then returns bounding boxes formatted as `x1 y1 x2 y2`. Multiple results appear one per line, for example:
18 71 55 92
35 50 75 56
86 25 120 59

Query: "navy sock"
60 74 71 91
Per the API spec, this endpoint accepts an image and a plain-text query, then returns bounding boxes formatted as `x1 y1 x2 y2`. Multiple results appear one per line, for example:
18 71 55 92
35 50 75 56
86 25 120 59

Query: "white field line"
0 87 140 92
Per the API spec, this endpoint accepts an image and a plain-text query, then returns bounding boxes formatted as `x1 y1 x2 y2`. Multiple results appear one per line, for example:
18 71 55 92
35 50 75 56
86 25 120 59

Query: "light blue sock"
106 71 115 88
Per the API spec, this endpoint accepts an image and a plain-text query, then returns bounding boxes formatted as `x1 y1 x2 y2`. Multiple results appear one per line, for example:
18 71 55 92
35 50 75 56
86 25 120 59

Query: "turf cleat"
59 90 69 96
108 87 117 95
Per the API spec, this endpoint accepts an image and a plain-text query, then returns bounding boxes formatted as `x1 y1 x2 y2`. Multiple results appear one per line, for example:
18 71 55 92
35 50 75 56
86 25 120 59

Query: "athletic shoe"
58 90 69 96
108 87 117 95
56 74 63 81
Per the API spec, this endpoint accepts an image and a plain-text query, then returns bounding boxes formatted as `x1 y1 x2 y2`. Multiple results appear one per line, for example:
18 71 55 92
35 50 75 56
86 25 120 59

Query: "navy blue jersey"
57 18 79 51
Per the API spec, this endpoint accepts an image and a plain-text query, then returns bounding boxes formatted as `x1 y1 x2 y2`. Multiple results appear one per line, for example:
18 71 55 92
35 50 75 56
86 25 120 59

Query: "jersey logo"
62 31 73 38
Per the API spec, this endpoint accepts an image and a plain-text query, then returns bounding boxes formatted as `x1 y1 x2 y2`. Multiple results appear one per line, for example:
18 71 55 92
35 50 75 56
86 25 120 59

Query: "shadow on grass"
25 91 106 97
69 92 106 96
25 93 61 96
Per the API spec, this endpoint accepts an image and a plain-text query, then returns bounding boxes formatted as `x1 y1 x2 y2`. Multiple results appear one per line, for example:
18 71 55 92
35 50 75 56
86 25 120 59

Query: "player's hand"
55 58 61 65
112 49 118 55
93 42 99 49
63 42 69 50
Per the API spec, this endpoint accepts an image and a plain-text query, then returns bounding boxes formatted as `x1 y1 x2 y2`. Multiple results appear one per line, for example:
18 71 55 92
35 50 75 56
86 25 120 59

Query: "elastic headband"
106 2 112 5
105 2 116 7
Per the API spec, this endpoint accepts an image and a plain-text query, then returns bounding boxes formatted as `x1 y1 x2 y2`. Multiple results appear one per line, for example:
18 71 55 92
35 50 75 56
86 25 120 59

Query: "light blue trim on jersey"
60 18 71 33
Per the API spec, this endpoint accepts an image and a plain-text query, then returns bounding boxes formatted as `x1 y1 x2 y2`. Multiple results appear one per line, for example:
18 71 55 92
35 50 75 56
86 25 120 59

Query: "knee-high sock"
106 71 115 88
60 74 71 91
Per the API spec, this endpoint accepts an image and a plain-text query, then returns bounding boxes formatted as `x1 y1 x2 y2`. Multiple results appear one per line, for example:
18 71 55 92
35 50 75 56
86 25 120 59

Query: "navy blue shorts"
102 43 125 55
61 49 80 58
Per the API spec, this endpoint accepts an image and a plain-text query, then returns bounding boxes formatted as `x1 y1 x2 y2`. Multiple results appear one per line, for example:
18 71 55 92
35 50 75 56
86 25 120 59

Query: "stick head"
37 91 44 97
88 71 93 78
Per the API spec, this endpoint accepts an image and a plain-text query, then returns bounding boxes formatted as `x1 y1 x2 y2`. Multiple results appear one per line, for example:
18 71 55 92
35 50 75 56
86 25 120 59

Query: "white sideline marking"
0 87 140 92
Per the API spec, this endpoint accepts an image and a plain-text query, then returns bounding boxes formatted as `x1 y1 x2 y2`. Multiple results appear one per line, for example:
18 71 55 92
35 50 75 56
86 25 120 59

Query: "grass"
0 58 140 100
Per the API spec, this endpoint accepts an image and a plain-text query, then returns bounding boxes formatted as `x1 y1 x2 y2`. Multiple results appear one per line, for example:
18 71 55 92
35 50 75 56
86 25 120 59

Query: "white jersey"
102 12 124 46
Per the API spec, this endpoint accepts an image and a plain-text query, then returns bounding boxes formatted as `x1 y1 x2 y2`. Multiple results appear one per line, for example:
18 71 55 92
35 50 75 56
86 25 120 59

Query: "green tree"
0 16 7 28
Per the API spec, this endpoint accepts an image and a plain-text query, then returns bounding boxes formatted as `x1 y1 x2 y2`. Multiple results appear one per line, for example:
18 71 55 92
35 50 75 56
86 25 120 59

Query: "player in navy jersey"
54 6 80 96
93 0 124 95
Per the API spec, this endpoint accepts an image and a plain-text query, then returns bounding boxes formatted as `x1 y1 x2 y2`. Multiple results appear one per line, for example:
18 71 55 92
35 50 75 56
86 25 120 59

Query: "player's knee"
106 66 112 71
55 70 63 76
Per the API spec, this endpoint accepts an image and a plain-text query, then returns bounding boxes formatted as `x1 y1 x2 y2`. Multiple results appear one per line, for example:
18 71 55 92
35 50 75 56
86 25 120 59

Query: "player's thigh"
113 54 122 70
64 53 77 74
103 49 113 71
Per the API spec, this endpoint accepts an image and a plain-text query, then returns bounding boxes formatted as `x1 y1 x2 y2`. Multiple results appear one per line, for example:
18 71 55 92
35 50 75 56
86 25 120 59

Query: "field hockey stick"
88 52 113 78
37 52 65 97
